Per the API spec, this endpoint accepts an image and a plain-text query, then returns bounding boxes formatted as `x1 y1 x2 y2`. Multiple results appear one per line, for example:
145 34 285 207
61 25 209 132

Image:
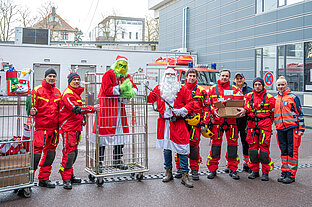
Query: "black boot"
224 168 230 173
70 176 82 184
277 172 286 182
207 171 217 179
261 173 269 181
63 180 72 190
191 170 199 180
248 171 260 179
229 170 240 180
283 173 295 184
39 179 55 188
243 166 251 173
113 160 128 170
174 168 182 178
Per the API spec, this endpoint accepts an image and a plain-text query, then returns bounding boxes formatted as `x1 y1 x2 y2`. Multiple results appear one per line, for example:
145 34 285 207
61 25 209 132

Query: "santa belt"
159 114 184 122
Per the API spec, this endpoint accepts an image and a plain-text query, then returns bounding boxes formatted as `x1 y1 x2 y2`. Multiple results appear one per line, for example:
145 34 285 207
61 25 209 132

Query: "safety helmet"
202 127 214 138
185 113 200 126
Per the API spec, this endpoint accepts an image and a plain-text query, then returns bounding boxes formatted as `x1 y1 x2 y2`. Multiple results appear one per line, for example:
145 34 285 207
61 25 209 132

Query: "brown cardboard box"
214 100 245 118
0 154 31 187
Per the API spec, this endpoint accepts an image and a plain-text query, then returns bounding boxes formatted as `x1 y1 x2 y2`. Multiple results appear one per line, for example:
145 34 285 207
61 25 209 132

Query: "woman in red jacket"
274 76 305 184
59 73 100 189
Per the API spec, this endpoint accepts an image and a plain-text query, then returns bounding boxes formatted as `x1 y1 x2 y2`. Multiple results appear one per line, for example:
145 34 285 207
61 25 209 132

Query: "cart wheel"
96 178 104 187
130 173 135 177
19 188 32 198
13 189 19 194
89 174 95 183
136 173 144 181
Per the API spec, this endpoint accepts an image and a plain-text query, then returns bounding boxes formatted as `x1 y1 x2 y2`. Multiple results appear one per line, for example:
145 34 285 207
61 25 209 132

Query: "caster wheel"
89 174 95 183
130 173 135 177
96 178 104 187
23 188 32 198
13 189 19 194
136 173 144 181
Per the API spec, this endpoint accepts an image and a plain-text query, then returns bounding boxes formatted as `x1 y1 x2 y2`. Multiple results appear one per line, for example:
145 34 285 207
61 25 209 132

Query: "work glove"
172 107 188 117
120 79 132 93
122 88 136 98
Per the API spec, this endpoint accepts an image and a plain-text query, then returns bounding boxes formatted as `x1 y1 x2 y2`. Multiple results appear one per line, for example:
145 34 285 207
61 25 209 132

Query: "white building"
90 16 145 42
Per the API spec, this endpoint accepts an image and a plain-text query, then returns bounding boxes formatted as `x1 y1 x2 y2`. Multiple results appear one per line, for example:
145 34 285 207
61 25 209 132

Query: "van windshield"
180 71 218 86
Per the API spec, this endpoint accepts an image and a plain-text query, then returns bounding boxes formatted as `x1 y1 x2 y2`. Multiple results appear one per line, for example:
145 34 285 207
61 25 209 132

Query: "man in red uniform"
59 73 100 189
174 68 210 180
206 69 245 180
245 77 275 181
28 68 61 188
274 76 305 184
146 67 194 188
92 55 138 170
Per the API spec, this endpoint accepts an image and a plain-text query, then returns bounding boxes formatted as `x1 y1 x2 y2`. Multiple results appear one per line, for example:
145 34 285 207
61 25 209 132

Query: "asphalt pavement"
1 107 312 207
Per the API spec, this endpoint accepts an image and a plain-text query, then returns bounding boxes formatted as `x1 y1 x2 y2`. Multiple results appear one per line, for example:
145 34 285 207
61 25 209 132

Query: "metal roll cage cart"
84 72 148 186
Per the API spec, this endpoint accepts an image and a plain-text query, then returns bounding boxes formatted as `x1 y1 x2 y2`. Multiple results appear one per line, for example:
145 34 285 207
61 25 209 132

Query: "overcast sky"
14 0 153 39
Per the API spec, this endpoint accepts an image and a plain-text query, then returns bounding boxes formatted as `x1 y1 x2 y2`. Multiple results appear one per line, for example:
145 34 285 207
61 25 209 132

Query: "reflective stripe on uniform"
274 118 297 123
37 96 49 102
67 97 75 107
274 112 296 118
54 98 61 102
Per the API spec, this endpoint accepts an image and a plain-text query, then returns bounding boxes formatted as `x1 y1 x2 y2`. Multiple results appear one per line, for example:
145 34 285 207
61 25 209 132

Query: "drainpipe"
182 7 188 52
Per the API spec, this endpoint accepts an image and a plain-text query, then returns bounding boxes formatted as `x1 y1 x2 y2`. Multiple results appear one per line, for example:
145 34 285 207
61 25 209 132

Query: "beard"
160 76 181 103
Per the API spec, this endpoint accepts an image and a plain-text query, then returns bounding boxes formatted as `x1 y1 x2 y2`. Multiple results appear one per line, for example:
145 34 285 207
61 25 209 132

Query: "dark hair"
186 68 198 78
220 69 231 77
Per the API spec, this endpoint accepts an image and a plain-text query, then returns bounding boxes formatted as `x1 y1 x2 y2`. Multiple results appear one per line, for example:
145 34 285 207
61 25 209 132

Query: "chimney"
52 7 55 17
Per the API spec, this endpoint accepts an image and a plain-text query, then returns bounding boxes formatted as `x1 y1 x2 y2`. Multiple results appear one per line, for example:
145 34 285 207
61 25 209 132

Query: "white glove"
172 107 188 117
113 85 120 95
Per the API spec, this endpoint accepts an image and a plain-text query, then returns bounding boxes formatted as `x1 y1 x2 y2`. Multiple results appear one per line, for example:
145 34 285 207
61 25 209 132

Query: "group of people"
28 55 305 190
146 67 305 188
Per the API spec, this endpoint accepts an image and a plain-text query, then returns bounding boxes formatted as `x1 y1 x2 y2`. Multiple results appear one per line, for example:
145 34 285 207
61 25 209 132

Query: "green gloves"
120 79 135 98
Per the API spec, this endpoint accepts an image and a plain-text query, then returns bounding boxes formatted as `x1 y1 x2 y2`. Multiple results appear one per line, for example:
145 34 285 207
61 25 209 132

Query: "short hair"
220 69 231 77
186 68 198 78
277 76 288 84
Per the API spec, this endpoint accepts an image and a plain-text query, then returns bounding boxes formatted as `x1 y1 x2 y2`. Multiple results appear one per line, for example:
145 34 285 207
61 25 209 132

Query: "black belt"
159 114 184 122
248 116 271 122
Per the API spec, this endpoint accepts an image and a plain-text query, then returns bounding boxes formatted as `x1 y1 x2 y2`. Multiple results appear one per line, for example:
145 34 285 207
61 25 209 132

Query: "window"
304 42 312 91
278 0 286 6
256 0 263 13
263 46 277 90
256 0 304 13
256 48 262 77
264 0 277 12
122 32 125 39
286 43 304 91
62 32 68 40
129 32 132 39
287 0 304 5
136 32 138 40
278 45 286 77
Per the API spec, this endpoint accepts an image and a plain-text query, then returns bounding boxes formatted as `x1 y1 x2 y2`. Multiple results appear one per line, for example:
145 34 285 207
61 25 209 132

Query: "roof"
33 13 77 32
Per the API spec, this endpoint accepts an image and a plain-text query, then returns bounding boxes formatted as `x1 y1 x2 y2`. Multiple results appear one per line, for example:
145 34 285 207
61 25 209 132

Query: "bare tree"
145 15 159 42
36 1 58 40
18 6 37 28
0 0 17 41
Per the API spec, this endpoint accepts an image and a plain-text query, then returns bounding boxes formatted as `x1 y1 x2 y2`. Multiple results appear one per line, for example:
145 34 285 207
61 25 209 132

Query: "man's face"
234 75 245 86
70 78 81 88
254 82 263 92
45 74 56 85
186 72 197 84
219 71 230 83
115 60 128 74
277 80 287 93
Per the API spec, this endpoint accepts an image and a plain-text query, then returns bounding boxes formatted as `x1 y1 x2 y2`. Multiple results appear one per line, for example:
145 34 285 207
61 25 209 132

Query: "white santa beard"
160 76 181 103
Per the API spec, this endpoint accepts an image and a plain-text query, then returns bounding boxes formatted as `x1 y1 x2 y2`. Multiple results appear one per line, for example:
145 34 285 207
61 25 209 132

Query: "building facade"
149 0 312 118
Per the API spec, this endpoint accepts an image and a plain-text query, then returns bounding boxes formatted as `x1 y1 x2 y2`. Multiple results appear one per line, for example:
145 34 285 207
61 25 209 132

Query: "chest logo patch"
283 101 288 106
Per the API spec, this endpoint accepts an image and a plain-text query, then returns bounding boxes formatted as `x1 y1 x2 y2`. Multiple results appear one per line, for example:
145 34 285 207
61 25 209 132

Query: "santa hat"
116 55 128 63
164 67 176 75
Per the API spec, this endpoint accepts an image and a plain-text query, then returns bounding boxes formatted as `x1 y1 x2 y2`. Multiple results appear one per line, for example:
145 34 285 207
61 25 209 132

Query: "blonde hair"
277 76 287 84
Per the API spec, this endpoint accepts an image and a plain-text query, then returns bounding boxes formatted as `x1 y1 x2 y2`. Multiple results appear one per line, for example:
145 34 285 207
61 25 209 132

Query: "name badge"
224 90 234 96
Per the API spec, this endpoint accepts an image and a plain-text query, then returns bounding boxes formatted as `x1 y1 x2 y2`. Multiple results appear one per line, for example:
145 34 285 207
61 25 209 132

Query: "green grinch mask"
113 60 128 79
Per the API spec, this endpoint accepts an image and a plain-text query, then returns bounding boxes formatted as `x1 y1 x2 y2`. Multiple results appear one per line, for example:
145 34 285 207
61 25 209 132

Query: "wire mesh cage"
84 72 148 186
0 95 34 197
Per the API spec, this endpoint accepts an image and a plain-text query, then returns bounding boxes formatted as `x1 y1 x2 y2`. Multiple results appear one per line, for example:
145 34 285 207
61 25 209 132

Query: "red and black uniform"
245 88 275 174
59 85 95 181
207 80 242 172
274 89 305 179
175 81 210 171
32 79 61 181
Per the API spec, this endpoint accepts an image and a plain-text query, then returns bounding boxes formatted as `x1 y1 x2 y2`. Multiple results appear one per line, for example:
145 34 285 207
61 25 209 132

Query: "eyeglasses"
118 63 127 69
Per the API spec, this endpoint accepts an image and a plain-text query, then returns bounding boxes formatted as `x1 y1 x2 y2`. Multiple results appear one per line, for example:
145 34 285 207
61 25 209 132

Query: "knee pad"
227 145 238 159
42 151 56 166
211 145 221 159
248 149 259 163
65 152 76 169
189 146 199 161
33 153 41 170
259 150 270 164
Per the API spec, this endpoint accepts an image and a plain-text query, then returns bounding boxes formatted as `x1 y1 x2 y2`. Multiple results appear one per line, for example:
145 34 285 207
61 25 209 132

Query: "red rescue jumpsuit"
175 81 210 171
59 85 95 181
274 89 305 179
207 80 242 172
32 79 61 181
245 88 275 174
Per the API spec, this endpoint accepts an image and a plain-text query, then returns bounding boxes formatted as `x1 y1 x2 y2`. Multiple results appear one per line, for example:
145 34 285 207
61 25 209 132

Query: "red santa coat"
92 69 138 144
147 85 194 155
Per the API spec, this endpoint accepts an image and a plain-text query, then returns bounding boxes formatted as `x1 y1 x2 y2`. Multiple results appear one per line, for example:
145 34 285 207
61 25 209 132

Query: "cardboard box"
214 100 245 118
0 154 31 187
